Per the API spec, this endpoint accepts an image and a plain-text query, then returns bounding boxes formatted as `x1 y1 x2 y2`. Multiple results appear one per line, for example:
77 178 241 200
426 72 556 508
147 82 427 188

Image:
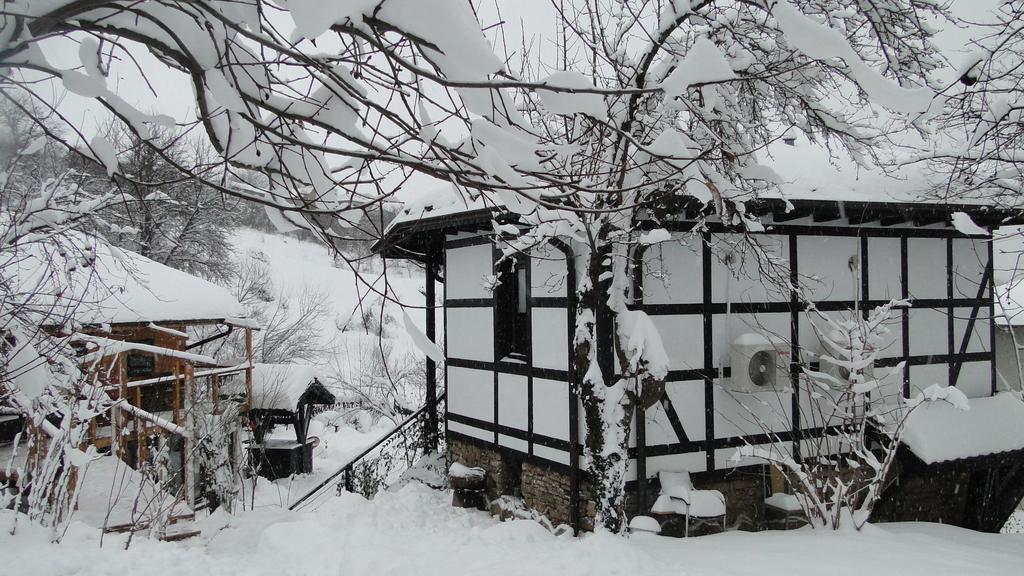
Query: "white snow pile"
950 212 990 237
661 37 736 98
6 235 246 326
251 363 326 411
386 185 495 232
6 481 1024 576
901 392 1024 464
448 462 485 481
764 492 804 513
537 71 606 118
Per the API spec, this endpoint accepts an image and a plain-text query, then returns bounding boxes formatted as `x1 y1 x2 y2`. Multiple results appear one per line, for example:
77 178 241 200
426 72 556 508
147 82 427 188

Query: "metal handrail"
287 392 445 511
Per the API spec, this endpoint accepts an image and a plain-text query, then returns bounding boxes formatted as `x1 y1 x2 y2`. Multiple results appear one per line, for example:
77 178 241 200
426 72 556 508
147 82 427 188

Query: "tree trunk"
574 245 635 532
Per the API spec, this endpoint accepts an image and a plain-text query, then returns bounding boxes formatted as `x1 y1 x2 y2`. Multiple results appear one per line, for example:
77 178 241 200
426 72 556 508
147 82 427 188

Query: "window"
495 257 530 361
126 338 156 378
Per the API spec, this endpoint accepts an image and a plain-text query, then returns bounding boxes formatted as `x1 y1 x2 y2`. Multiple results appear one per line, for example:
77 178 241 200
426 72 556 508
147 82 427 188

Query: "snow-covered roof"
9 236 246 326
382 137 1013 249
901 393 1024 464
251 363 328 411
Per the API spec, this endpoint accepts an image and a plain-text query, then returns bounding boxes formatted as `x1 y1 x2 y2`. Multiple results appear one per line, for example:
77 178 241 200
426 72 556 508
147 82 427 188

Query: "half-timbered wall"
444 234 576 474
442 221 996 489
634 223 994 481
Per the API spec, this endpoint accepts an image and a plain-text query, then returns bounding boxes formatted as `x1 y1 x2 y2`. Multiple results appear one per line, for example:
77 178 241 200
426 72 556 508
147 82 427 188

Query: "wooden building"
5 240 257 512
377 185 1024 534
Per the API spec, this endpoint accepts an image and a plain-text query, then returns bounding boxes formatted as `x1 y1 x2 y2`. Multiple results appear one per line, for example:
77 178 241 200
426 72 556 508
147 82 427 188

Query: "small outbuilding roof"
251 363 335 411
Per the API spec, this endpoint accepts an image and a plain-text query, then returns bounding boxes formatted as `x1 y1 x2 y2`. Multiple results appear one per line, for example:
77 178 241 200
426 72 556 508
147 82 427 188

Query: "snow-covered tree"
929 0 1023 204
5 0 951 531
74 125 243 282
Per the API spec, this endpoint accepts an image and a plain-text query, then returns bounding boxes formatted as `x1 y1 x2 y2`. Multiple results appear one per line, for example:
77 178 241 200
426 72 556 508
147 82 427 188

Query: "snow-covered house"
377 160 1024 533
6 239 257 509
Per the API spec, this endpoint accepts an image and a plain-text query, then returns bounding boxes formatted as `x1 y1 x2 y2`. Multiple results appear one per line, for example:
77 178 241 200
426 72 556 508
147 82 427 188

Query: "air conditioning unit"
818 331 874 389
729 333 791 393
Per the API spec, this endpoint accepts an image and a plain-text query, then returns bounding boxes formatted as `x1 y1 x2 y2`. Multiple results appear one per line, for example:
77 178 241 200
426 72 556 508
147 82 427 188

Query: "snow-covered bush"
734 299 969 529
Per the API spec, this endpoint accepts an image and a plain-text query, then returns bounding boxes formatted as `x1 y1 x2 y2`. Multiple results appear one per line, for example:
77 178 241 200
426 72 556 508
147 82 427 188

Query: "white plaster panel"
498 373 528 431
531 245 568 297
953 307 991 354
712 312 790 369
907 237 947 300
650 314 703 371
447 366 493 422
796 235 858 302
714 387 792 437
532 312 568 370
800 437 843 458
446 308 493 361
909 363 948 393
797 383 845 428
532 378 569 440
955 361 991 398
498 434 528 452
533 445 570 466
952 238 988 299
867 237 902 300
873 314 905 359
663 380 706 441
711 234 791 303
642 452 707 477
447 420 492 443
641 239 703 304
640 400 675 446
874 365 906 406
908 308 949 356
716 442 789 469
445 243 493 299
799 310 903 362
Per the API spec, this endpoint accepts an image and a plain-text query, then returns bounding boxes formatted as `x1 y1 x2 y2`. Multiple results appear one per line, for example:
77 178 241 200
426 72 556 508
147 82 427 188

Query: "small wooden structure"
248 364 336 479
6 241 257 512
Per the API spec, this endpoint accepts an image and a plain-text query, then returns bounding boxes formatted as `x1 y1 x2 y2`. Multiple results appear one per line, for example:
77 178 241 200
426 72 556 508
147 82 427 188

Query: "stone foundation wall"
693 473 766 530
520 461 596 531
447 438 505 499
447 438 598 530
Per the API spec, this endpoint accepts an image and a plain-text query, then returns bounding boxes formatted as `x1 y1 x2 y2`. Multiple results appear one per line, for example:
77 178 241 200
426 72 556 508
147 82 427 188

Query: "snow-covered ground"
4 482 1024 576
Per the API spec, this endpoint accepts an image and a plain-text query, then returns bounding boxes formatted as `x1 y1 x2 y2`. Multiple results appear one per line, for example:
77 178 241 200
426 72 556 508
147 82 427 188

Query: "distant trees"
73 124 242 282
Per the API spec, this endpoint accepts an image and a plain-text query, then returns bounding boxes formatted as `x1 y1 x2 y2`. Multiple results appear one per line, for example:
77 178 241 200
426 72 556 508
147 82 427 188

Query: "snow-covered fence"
289 393 446 510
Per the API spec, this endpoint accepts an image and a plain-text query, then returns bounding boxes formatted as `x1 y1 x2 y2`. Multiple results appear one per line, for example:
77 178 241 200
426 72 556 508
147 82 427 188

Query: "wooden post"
135 386 144 465
212 374 221 415
424 257 438 453
116 355 128 460
173 364 181 425
183 362 195 508
244 328 254 414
